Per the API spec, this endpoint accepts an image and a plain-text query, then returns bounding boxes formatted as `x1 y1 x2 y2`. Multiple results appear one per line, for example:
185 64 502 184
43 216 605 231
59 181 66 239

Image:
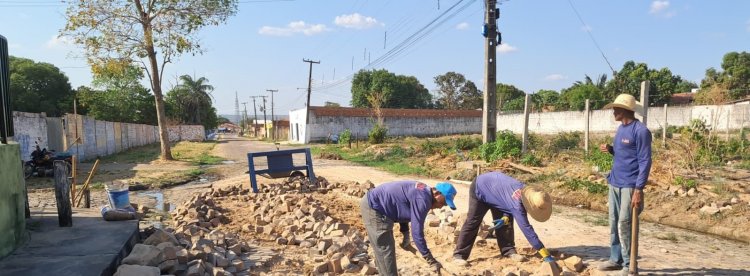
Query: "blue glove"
489 216 510 231
543 256 555 263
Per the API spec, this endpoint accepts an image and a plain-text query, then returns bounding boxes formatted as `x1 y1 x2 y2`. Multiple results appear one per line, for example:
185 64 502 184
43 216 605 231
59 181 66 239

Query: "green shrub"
551 131 582 150
419 139 439 155
454 136 482 150
564 178 608 194
479 130 522 162
520 153 542 166
368 124 388 144
338 129 352 145
673 176 697 190
586 149 613 172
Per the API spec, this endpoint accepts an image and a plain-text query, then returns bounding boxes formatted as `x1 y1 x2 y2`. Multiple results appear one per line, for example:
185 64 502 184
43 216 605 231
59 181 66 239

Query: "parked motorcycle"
23 142 72 179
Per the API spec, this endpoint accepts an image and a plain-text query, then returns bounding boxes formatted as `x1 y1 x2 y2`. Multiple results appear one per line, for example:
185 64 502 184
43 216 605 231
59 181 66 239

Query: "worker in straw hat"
597 94 652 275
360 181 457 275
451 171 558 268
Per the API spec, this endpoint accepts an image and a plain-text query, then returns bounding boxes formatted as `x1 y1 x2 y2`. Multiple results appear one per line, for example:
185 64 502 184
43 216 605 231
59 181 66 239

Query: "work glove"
400 232 411 248
423 253 443 273
489 216 510 231
539 247 555 263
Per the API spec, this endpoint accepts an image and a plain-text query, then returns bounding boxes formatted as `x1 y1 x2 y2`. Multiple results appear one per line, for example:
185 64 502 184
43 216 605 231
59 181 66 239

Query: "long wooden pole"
54 161 73 227
629 206 639 275
75 159 99 207
71 155 77 206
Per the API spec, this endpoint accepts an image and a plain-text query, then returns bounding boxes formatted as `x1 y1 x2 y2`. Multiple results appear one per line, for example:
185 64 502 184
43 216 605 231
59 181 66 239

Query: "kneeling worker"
360 181 458 275
452 171 557 267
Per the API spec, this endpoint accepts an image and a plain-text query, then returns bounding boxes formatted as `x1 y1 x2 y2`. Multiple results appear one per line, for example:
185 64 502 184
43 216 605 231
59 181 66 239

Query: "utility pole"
259 95 269 139
249 96 259 138
482 0 498 143
241 102 248 136
234 91 240 130
267 89 278 141
303 59 320 125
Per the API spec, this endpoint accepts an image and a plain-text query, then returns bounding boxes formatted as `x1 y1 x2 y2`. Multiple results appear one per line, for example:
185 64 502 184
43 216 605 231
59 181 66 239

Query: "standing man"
598 94 652 275
452 171 557 268
360 181 457 275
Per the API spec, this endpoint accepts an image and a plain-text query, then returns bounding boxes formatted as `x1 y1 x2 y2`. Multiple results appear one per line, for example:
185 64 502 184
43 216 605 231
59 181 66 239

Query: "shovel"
628 205 639 275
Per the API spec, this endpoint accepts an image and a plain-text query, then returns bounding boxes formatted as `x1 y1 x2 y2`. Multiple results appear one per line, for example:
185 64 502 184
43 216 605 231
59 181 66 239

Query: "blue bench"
247 148 316 193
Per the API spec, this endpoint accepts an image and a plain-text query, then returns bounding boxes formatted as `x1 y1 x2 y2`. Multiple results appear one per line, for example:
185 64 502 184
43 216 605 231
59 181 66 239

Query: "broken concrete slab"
122 244 164 267
113 264 160 276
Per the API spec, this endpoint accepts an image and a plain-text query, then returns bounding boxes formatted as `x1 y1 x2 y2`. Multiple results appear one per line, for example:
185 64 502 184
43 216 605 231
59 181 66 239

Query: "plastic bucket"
106 182 130 209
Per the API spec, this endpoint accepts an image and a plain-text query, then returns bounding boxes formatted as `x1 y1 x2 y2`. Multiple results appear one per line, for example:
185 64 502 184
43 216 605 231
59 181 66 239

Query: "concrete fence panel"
105 121 115 155
11 111 48 161
114 122 122 153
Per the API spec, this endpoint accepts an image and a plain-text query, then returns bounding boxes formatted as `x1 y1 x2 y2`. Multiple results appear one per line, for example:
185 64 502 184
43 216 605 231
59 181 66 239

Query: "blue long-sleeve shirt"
607 119 652 190
367 180 433 256
475 172 545 250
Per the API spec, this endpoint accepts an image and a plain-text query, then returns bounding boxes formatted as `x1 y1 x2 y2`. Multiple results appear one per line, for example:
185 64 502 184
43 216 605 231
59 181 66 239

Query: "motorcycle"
23 142 72 179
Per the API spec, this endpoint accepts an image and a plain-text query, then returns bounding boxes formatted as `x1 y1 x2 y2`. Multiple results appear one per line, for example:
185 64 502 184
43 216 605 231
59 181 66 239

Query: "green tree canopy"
434 72 481 109
62 0 238 160
604 61 687 106
9 56 74 116
699 51 750 100
532 89 560 111
166 75 218 130
496 83 525 111
559 84 605 111
350 69 432 109
76 63 156 124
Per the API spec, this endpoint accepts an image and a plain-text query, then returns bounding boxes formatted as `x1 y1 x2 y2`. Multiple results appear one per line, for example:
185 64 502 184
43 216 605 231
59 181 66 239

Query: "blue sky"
1 0 749 117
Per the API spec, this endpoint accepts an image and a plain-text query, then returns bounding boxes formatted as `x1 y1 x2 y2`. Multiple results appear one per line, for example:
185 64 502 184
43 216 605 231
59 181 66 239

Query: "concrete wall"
11 112 47 161
0 143 27 258
495 104 750 134
289 108 482 143
167 125 206 142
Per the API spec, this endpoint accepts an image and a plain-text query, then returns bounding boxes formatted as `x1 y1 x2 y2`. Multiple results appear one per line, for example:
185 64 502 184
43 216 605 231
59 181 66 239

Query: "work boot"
597 260 622 271
452 256 468 267
617 267 630 276
507 253 527 262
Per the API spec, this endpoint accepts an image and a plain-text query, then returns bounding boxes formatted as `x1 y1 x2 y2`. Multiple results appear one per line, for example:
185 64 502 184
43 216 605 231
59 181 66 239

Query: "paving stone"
360 263 378 275
113 264 160 276
144 229 180 246
158 259 179 274
122 244 164 266
537 262 561 276
563 256 584 272
176 248 189 264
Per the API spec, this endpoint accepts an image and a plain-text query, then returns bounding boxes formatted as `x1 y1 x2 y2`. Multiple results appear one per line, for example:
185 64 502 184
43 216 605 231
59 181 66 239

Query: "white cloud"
497 43 517 54
258 21 329 36
46 35 73 48
650 1 669 14
334 13 383 29
455 22 470 30
544 74 567 81
649 1 676 18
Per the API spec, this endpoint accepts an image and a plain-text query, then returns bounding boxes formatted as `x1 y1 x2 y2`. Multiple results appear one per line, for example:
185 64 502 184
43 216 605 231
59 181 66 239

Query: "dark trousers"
453 181 516 260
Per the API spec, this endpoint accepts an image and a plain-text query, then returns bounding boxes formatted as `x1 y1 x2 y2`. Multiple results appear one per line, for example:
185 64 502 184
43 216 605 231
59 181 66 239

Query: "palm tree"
175 75 214 125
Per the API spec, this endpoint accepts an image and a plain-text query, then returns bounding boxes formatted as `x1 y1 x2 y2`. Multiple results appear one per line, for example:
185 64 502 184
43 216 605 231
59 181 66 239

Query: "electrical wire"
565 0 616 75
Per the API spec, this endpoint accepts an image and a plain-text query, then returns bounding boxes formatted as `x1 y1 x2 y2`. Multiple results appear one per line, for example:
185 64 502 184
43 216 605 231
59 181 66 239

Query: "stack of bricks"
329 180 375 198
114 187 279 276
235 179 376 275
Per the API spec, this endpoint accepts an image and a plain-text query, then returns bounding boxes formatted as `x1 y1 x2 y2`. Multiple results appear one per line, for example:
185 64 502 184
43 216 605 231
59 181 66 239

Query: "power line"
565 0 616 75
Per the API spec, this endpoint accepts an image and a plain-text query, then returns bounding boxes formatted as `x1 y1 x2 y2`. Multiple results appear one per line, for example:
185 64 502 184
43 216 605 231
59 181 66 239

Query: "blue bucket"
106 182 130 209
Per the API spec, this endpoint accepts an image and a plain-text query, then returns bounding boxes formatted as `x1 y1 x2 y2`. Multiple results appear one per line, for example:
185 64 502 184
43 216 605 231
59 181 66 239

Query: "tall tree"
9 56 74 116
166 75 218 130
559 84 605 111
350 69 431 109
62 0 238 160
496 83 525 111
532 89 560 111
77 63 157 124
434 72 480 109
700 51 750 100
604 61 685 106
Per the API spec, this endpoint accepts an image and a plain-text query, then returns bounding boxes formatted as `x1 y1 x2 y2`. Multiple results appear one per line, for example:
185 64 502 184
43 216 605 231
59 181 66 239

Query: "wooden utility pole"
259 96 269 139
303 59 320 125
482 0 498 143
241 102 248 135
267 89 278 141
250 96 259 137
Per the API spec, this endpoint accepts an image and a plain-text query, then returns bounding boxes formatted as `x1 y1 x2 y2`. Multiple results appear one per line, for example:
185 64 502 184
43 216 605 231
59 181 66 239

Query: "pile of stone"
263 176 332 194
236 180 377 275
329 180 375 198
113 187 278 276
699 197 742 215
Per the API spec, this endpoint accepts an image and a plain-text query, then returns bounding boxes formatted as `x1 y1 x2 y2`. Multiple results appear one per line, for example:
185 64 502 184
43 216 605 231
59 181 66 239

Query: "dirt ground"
26 135 750 275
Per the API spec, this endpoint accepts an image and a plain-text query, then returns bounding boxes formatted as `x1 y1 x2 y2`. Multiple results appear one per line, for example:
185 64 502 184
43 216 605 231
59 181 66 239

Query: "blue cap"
435 182 457 210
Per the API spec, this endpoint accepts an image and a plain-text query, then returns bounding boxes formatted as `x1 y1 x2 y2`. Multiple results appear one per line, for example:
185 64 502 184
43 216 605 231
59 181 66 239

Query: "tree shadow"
638 267 750 275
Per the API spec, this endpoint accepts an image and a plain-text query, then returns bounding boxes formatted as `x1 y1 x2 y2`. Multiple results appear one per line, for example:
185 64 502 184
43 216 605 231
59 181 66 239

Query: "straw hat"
521 187 552 222
603 94 643 113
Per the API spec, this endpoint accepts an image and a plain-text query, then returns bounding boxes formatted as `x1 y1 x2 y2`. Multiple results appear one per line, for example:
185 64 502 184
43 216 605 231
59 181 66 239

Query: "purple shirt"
475 172 545 250
367 180 433 256
607 119 652 189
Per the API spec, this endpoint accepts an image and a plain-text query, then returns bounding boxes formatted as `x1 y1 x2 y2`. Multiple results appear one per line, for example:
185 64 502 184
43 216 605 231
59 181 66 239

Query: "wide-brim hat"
521 187 552 222
603 94 643 114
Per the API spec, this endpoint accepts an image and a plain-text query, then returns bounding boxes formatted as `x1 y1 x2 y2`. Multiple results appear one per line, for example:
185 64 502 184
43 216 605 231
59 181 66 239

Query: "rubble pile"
113 187 279 276
230 179 377 275
329 180 375 198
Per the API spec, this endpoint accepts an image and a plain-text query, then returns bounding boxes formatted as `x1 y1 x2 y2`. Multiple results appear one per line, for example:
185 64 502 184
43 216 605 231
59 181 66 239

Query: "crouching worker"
360 181 458 275
452 172 557 269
